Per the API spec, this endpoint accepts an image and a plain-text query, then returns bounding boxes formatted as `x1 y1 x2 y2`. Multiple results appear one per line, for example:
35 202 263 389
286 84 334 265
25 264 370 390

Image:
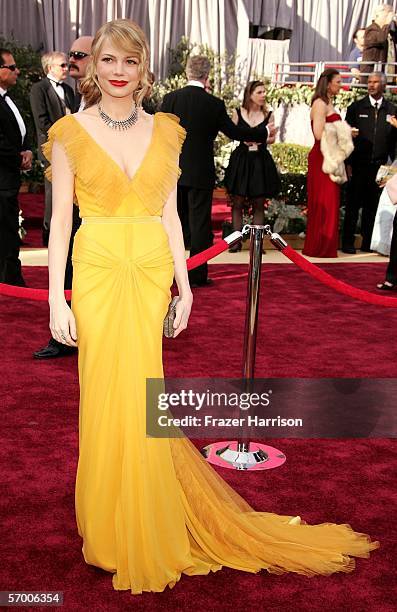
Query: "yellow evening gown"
44 112 378 594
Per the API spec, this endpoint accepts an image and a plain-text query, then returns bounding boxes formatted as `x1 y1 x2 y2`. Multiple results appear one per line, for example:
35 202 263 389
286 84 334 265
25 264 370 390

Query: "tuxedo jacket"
161 85 269 189
0 93 31 190
30 77 75 160
345 95 397 166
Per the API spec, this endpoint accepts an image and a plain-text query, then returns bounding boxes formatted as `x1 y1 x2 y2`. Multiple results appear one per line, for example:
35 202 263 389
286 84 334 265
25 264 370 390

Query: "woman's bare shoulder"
73 106 99 125
312 98 327 110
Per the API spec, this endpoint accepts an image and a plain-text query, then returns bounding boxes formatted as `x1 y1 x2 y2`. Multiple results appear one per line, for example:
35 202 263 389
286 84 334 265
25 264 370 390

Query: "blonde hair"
41 51 66 75
80 19 151 108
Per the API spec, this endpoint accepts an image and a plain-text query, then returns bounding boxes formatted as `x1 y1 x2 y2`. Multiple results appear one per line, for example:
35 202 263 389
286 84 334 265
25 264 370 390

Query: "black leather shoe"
342 246 356 254
33 339 77 359
376 281 396 291
360 247 373 253
190 279 214 288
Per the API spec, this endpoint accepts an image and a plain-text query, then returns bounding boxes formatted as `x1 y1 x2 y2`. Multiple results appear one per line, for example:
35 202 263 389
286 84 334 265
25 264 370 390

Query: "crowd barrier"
0 228 396 308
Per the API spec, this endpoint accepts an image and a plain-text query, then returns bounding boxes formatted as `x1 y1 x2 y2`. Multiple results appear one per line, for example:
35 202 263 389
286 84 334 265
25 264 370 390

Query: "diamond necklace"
98 102 138 130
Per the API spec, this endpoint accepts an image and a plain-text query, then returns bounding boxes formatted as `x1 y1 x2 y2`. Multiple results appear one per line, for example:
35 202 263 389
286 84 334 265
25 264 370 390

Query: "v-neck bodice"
43 112 186 218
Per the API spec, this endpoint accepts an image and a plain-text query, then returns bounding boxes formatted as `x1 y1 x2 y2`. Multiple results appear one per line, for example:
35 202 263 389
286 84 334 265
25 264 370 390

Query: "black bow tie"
49 78 64 88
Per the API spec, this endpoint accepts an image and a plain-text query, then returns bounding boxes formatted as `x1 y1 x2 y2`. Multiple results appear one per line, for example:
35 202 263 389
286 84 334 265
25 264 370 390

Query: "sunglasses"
0 64 17 71
69 51 89 60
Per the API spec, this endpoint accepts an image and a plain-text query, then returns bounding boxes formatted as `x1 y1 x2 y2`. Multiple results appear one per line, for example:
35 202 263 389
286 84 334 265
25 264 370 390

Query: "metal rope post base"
203 225 286 471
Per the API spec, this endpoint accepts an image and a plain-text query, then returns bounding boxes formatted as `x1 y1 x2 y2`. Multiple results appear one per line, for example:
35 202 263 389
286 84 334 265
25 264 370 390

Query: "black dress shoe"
190 278 214 288
342 246 356 254
360 247 373 253
33 338 77 359
376 281 397 291
229 242 242 253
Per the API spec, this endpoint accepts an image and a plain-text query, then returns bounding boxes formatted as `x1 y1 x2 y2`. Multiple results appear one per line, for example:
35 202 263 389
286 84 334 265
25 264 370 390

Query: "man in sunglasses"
0 48 32 287
34 36 93 359
30 52 75 247
68 36 93 111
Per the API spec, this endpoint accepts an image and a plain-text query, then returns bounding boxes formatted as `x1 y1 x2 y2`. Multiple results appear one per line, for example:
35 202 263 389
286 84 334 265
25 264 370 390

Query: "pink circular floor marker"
202 440 286 470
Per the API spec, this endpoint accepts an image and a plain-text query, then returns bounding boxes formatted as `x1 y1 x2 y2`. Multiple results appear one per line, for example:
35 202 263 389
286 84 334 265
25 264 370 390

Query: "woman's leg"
250 196 267 253
251 196 266 226
231 195 246 231
229 195 246 252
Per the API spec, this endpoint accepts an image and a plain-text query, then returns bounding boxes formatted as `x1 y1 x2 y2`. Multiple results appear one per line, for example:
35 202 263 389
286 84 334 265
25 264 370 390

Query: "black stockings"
231 195 266 230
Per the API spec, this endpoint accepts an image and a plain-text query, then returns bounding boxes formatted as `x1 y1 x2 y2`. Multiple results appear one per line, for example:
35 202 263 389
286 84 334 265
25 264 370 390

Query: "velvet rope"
281 245 397 308
186 240 229 271
0 240 231 301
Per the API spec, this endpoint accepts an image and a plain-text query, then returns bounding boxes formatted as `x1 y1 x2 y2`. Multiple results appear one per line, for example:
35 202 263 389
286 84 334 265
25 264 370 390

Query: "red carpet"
1 263 396 611
19 192 44 248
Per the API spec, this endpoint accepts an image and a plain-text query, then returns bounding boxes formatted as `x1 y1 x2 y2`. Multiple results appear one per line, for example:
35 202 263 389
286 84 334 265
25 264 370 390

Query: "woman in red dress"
303 68 343 258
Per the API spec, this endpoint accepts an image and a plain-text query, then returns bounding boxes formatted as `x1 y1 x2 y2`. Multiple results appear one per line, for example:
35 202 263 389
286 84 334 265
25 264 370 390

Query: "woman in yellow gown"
46 19 378 595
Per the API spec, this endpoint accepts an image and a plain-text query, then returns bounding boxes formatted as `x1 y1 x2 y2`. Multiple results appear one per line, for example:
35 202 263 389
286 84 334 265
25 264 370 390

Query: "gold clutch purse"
163 296 180 338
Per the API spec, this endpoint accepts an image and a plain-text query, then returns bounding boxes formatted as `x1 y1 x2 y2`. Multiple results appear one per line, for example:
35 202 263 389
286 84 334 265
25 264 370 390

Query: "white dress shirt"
0 85 26 143
369 95 383 108
187 79 205 88
47 74 66 102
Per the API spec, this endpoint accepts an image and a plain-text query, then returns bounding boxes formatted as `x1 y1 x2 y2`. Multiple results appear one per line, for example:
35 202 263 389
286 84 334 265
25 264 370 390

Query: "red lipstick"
109 80 128 87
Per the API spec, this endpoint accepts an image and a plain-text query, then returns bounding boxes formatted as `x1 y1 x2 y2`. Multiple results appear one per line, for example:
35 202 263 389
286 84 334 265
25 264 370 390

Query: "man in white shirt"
30 52 75 244
0 48 32 286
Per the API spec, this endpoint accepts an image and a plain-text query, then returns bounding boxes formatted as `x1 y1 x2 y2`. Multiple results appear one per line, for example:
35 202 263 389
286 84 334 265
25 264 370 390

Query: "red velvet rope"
3 239 396 308
186 240 229 271
282 245 397 308
0 240 230 301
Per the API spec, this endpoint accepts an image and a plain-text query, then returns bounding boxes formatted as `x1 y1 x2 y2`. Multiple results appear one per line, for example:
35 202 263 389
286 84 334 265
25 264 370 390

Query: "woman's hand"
389 115 397 128
172 292 193 338
49 299 78 346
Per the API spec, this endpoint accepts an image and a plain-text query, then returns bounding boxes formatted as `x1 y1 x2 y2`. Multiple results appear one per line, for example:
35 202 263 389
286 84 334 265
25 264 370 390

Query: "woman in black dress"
224 80 280 251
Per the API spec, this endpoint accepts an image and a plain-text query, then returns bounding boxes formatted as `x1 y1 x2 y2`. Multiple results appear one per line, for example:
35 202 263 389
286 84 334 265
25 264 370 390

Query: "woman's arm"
231 108 238 126
161 187 193 338
266 112 276 144
48 140 77 346
311 99 327 141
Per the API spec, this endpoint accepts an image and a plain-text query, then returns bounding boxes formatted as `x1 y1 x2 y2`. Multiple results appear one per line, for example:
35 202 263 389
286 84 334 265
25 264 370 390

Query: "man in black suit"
30 51 75 246
33 37 93 359
161 55 273 287
342 72 397 253
0 48 32 286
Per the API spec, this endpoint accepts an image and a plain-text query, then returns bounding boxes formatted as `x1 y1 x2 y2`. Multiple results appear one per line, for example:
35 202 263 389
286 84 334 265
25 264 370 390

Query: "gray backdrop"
1 0 397 79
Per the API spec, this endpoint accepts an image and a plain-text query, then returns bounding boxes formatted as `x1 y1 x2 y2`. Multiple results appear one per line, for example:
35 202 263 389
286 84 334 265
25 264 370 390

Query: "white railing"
271 61 397 89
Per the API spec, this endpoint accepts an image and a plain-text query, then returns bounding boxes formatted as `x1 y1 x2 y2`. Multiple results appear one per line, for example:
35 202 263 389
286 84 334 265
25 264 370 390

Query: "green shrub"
279 173 307 207
270 143 309 174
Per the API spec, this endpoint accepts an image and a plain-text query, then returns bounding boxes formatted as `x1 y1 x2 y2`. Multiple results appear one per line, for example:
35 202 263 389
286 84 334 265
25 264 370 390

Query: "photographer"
360 4 397 83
